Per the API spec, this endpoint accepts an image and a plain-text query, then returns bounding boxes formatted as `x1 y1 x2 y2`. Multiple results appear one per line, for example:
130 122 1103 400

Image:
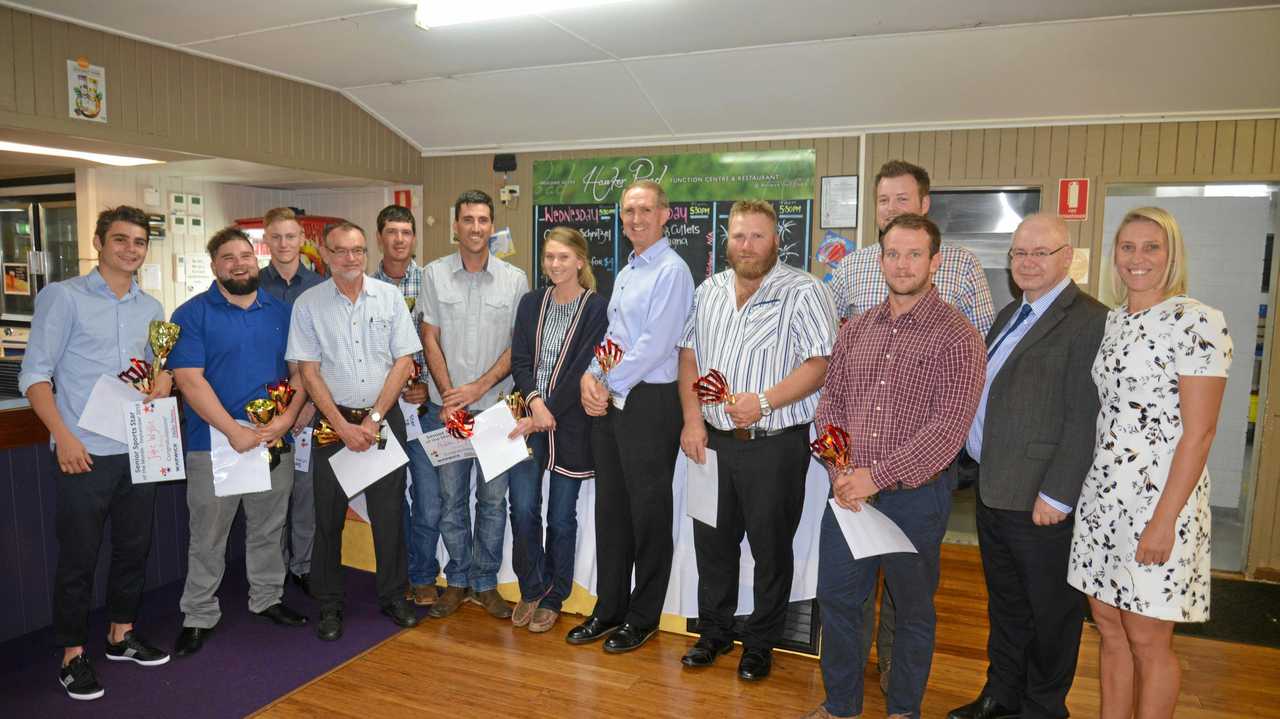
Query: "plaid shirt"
815 287 986 490
373 260 425 366
828 241 996 334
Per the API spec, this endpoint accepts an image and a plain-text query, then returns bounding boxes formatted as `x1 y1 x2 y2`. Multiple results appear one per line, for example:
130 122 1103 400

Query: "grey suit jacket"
975 280 1107 512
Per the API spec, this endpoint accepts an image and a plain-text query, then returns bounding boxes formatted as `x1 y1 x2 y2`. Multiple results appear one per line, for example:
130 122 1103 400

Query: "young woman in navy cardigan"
508 227 609 633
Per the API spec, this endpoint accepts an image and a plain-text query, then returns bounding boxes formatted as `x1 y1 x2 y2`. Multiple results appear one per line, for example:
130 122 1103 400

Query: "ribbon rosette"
117 357 154 394
809 424 852 471
594 339 624 374
266 379 296 415
148 320 181 383
445 408 475 440
693 368 735 405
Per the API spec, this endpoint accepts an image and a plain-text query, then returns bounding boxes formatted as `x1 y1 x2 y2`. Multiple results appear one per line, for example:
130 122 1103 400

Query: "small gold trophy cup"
148 320 181 386
245 398 285 449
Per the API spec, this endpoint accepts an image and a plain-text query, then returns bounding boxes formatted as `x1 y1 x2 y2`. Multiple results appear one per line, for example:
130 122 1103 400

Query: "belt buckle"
732 428 751 441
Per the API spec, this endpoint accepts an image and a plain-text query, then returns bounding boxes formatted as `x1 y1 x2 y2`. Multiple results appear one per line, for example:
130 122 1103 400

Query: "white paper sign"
293 427 313 473
828 498 918 559
78 374 145 444
210 423 271 497
399 400 424 441
686 448 719 528
469 401 530 481
419 427 475 467
329 429 409 498
125 397 186 484
67 60 107 123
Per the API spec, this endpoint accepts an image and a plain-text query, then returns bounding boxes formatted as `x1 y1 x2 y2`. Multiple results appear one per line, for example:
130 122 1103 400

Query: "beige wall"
0 6 422 184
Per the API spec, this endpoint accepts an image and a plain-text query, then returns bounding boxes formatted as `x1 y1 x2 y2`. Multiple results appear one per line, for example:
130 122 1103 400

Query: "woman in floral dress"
1067 206 1232 719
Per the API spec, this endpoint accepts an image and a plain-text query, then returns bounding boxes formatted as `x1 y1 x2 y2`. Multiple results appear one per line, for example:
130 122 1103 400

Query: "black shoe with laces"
59 654 105 701
104 631 170 666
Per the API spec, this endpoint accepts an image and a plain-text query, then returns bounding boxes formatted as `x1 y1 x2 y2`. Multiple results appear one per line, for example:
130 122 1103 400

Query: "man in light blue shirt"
20 206 173 701
949 213 1107 719
566 180 694 654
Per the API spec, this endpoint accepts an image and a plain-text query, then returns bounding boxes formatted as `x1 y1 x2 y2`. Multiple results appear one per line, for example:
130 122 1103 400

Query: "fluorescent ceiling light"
1204 184 1272 198
415 0 634 29
0 140 163 167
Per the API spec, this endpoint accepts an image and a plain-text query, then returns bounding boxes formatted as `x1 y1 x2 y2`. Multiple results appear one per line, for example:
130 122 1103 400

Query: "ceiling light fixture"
0 140 163 167
415 0 635 29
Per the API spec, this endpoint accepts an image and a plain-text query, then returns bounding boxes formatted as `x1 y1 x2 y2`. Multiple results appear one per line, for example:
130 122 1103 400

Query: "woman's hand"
1135 516 1176 566
529 398 556 433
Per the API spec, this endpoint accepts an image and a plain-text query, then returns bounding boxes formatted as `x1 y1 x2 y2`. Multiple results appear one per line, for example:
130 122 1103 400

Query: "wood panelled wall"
420 138 861 276
0 6 421 183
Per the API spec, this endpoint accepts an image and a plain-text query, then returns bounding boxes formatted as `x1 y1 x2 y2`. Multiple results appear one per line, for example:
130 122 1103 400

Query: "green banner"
533 149 815 205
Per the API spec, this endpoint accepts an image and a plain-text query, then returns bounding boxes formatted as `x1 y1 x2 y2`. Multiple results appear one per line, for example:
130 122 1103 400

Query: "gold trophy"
245 398 285 449
148 320 181 386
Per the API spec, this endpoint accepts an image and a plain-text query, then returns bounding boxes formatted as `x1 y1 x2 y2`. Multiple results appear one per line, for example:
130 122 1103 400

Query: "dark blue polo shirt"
169 282 293 452
259 263 324 305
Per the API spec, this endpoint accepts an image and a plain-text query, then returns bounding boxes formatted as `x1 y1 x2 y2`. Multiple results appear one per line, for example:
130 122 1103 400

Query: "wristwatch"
758 392 773 417
369 410 383 424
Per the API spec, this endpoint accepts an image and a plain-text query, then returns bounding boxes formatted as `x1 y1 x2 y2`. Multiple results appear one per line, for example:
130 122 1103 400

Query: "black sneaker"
59 654 104 701
105 631 170 666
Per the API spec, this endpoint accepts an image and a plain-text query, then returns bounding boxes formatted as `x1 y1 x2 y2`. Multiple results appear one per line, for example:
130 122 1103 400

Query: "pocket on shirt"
740 304 781 355
484 295 513 326
436 292 466 325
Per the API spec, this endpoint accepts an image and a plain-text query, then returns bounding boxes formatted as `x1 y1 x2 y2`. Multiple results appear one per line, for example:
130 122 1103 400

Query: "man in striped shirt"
805 214 985 719
677 200 837 681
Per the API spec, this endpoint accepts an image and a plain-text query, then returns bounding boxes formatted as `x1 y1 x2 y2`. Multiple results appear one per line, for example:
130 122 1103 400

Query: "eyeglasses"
1008 245 1068 261
326 246 367 258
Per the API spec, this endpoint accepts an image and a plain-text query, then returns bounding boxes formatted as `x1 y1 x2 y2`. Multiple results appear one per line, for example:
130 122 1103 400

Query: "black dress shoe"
381 600 421 628
737 647 772 681
565 616 621 646
174 627 212 657
316 609 343 641
947 695 1020 719
681 637 735 667
255 603 308 627
602 623 657 654
289 572 312 598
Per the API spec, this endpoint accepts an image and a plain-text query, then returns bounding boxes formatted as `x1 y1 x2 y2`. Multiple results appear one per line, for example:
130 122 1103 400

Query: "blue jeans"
402 414 443 587
817 475 952 719
507 434 583 612
433 401 512 593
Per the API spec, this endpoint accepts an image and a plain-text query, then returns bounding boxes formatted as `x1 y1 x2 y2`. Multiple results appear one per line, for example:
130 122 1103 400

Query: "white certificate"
419 427 475 467
210 422 272 497
828 498 918 559
125 397 186 484
685 448 719 528
78 374 144 444
399 399 425 441
293 427 313 473
469 401 530 481
329 429 409 498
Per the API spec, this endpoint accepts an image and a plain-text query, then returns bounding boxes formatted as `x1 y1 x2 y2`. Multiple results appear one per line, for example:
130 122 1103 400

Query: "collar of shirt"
870 284 944 326
1017 275 1072 324
86 266 142 302
628 237 673 266
373 259 421 284
262 262 319 286
444 251 493 278
199 280 273 311
327 275 378 302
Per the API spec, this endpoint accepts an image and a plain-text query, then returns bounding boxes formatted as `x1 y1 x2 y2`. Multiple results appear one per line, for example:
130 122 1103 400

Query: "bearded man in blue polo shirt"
167 227 310 658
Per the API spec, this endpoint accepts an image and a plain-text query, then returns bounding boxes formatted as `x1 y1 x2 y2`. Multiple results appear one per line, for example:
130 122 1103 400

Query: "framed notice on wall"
820 175 859 228
67 59 108 123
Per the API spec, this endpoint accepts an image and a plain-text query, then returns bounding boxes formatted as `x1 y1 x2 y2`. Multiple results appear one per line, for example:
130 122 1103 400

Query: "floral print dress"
1067 295 1232 622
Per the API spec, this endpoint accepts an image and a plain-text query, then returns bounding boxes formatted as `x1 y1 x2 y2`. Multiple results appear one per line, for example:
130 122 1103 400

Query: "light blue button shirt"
18 269 164 456
588 238 694 399
966 275 1074 513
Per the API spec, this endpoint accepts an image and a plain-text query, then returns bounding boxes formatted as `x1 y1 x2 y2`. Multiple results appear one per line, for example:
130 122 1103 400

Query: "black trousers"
310 403 409 613
53 453 157 647
976 482 1083 719
695 425 810 650
590 382 682 628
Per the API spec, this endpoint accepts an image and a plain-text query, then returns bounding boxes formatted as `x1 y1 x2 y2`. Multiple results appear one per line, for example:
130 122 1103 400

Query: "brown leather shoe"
527 608 559 633
410 584 437 607
428 586 467 618
469 588 513 619
799 707 858 719
512 598 538 627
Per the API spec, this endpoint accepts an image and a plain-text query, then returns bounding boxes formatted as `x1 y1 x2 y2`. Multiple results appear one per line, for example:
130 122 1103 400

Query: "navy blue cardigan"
510 287 608 478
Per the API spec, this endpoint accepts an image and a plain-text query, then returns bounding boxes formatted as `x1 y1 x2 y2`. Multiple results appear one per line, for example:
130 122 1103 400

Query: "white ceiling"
7 1 1280 155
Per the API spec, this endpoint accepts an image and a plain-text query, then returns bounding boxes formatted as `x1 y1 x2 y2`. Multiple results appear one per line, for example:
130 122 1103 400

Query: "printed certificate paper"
126 397 186 484
419 428 475 467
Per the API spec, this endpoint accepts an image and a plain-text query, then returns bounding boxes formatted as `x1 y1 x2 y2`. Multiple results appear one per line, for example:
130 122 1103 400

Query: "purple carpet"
0 565 407 718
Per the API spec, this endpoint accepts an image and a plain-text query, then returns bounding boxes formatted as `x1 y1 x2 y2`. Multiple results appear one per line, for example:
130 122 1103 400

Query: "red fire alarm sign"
1058 178 1089 220
394 189 412 209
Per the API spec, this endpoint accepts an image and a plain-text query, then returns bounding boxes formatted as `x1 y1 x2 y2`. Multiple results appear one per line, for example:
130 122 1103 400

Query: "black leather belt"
705 423 808 442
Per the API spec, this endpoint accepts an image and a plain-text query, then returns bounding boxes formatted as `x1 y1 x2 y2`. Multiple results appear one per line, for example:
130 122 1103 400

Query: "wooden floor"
256 546 1280 718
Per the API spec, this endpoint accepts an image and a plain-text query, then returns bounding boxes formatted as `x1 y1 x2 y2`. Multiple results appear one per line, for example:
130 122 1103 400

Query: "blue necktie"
987 304 1033 359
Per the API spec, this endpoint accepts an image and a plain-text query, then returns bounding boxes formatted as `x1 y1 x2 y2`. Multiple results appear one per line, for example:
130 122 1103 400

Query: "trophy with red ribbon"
445 408 475 439
693 368 736 405
245 398 285 447
266 379 296 417
594 338 624 374
503 391 527 419
117 357 154 394
148 320 181 385
809 425 852 471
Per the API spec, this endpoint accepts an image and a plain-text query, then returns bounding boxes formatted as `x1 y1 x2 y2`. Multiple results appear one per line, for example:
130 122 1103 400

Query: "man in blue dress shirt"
565 180 695 653
20 206 173 701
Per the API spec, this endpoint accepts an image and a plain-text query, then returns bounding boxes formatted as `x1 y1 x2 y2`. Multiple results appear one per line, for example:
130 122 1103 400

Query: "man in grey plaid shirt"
826 159 995 692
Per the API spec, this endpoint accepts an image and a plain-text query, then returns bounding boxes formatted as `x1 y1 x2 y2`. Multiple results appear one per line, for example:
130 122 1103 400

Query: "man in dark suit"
948 213 1107 719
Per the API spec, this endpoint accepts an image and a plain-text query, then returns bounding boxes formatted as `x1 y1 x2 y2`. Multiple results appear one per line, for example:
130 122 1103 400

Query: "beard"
220 274 260 296
728 245 779 281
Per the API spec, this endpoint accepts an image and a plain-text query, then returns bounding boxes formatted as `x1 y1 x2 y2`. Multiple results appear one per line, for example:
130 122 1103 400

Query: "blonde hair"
263 206 300 231
728 199 778 228
1111 206 1188 303
543 226 596 291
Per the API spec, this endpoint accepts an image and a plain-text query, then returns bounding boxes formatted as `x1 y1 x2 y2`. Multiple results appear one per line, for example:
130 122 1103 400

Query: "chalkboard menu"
534 204 619 297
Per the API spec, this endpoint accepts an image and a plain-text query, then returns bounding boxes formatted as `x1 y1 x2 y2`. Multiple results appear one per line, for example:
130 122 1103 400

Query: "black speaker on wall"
493 154 517 173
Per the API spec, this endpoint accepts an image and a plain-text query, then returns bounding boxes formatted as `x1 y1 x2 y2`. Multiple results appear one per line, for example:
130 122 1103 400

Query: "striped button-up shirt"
681 263 837 431
815 286 986 490
828 241 996 334
286 276 422 408
372 259 426 367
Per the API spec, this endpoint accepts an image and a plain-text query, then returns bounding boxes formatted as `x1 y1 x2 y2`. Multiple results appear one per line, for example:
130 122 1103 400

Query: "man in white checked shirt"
676 200 837 682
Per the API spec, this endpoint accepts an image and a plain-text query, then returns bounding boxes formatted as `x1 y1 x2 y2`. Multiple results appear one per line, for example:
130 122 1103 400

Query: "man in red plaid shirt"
803 213 985 719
